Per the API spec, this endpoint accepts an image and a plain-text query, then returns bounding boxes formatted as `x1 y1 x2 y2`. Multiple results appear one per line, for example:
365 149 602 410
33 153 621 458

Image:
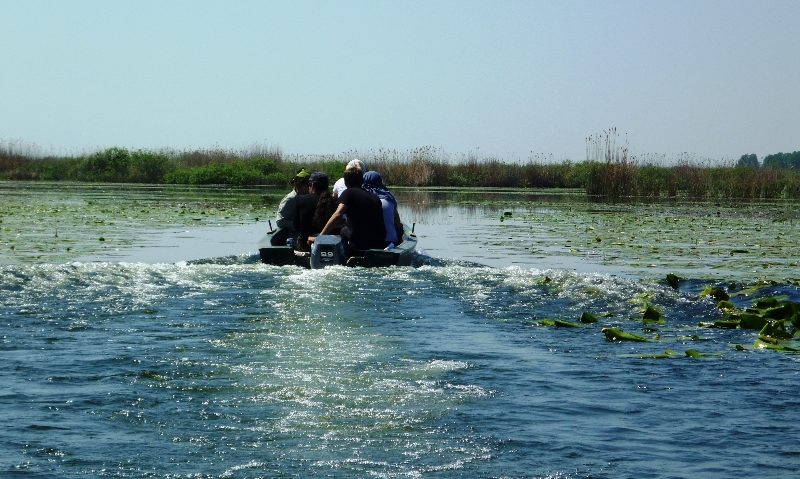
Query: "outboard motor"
309 235 346 269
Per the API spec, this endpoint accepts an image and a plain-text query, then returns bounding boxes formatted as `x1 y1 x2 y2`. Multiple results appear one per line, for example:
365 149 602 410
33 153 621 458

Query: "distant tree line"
736 151 800 169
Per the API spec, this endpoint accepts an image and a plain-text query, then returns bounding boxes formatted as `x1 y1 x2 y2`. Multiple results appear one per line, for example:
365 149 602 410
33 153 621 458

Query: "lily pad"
758 320 794 343
666 273 682 289
716 300 737 313
754 339 800 353
701 286 730 301
736 313 767 330
602 327 649 342
754 296 784 308
539 319 581 328
713 320 740 329
685 349 722 359
628 350 678 359
762 303 799 320
642 304 665 325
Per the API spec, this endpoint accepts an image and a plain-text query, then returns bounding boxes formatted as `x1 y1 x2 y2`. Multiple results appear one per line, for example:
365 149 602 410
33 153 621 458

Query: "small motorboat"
258 223 418 268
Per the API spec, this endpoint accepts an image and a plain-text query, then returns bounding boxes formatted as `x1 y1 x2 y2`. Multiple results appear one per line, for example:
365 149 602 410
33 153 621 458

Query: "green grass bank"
2 144 799 199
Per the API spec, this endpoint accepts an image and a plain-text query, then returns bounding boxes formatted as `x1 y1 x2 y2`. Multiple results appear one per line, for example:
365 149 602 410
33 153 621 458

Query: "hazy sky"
3 0 798 162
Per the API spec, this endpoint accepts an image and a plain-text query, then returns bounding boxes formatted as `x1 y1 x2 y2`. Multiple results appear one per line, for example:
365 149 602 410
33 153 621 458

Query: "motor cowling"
309 235 346 269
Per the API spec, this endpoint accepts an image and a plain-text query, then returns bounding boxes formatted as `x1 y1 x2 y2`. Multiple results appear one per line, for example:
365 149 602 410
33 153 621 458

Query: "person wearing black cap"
269 168 310 246
293 171 339 250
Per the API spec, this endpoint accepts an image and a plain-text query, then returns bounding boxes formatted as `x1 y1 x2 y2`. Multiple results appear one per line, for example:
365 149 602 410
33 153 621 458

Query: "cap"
309 171 329 190
291 168 311 184
309 171 328 183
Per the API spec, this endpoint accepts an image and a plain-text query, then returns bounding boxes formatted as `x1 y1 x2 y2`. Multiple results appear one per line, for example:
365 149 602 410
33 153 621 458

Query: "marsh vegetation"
2 137 799 199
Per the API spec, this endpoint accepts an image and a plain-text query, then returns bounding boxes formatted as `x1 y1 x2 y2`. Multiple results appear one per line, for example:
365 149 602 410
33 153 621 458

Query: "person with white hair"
332 159 365 199
310 162 384 254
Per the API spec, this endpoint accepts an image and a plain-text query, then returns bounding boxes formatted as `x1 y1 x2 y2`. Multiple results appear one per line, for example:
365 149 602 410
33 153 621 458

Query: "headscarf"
362 171 397 208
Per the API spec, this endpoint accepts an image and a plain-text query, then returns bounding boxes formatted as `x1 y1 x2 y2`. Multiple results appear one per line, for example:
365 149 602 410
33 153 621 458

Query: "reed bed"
1 140 799 199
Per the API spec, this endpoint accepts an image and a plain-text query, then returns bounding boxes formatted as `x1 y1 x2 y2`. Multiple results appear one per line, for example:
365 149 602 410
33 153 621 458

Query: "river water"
1 184 799 478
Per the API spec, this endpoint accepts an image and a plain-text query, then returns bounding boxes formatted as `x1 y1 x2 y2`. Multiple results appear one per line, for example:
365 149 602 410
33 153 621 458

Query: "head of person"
309 171 329 193
346 158 366 173
362 171 385 189
343 163 364 189
362 170 397 206
291 168 311 193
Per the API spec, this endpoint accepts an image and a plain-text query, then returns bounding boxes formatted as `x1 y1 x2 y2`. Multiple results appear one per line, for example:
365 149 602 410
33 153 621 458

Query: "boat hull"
258 225 417 268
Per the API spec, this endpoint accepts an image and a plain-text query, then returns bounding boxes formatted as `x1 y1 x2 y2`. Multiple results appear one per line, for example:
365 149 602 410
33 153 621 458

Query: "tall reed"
584 128 637 198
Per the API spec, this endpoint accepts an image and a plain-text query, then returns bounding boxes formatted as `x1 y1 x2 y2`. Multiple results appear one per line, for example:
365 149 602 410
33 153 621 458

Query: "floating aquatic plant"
602 327 649 342
0 182 268 262
758 320 793 342
633 350 678 359
642 303 665 325
716 300 736 312
736 313 768 330
685 349 723 359
666 273 682 289
701 286 730 301
539 319 581 328
754 339 800 352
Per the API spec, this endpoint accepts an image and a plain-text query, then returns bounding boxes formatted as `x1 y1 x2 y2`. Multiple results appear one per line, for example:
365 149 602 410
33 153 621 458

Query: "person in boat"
269 168 310 246
332 159 365 199
309 163 385 254
293 171 340 251
362 170 403 248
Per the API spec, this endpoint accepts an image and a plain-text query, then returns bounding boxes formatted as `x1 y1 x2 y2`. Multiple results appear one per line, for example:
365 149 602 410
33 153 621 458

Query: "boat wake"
183 252 263 266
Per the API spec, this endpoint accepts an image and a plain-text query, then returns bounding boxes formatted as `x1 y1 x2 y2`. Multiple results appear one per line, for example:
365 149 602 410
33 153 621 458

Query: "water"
2 185 800 478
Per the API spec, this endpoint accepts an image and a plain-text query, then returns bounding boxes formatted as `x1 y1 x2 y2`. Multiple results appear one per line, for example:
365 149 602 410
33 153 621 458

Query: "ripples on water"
2 255 799 478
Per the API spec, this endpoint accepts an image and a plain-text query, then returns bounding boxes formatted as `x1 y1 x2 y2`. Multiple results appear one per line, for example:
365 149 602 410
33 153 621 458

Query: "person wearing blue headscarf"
362 171 403 247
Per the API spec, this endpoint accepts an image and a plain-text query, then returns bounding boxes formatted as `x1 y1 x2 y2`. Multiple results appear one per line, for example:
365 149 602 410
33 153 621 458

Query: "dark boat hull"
258 225 417 268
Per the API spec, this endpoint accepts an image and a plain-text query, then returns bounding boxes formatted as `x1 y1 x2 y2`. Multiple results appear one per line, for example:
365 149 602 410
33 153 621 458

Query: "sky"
2 0 798 163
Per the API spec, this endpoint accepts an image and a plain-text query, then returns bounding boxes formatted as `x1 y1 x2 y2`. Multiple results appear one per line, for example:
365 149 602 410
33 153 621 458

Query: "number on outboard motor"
310 235 346 269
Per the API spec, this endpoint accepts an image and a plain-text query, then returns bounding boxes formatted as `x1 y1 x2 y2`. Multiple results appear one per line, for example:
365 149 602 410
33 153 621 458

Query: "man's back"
338 187 385 250
294 192 320 245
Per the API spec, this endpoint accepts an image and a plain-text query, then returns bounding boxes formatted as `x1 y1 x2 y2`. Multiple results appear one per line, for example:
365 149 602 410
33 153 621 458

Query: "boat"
258 223 418 268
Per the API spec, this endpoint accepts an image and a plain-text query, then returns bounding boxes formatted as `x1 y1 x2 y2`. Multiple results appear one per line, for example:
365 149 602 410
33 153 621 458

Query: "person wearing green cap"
270 168 311 246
